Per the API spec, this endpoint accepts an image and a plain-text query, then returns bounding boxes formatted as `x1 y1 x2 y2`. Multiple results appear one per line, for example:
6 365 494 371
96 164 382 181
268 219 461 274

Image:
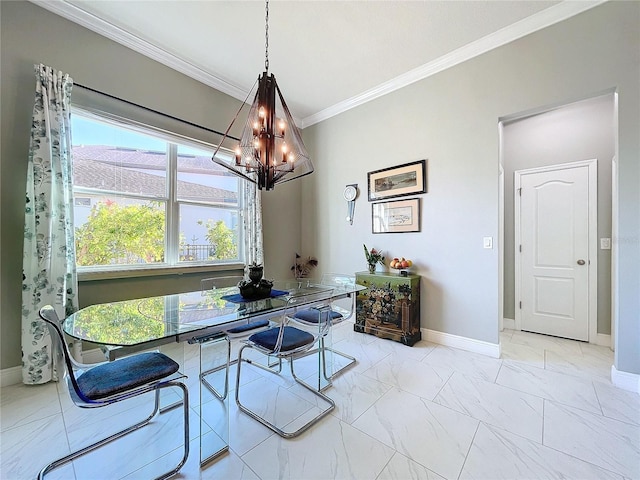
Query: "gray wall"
302 2 639 372
0 1 301 370
502 94 614 335
2 1 638 376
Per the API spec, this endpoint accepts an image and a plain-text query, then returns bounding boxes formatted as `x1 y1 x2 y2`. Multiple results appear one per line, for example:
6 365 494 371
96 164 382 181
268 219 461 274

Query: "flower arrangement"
364 284 396 323
363 244 385 273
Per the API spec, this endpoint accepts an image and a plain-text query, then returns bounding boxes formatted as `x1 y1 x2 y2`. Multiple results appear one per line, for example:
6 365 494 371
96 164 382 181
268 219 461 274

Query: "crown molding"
30 0 248 102
31 0 606 129
300 0 606 127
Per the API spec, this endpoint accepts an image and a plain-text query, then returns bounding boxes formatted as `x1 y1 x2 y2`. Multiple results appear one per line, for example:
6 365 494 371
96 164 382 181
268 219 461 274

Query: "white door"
518 164 591 341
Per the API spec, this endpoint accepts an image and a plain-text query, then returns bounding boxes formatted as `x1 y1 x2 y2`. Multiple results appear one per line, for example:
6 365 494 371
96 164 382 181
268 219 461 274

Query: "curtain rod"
74 82 240 142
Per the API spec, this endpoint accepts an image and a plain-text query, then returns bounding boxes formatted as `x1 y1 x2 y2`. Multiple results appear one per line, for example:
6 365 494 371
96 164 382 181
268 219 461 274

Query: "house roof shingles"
72 145 237 203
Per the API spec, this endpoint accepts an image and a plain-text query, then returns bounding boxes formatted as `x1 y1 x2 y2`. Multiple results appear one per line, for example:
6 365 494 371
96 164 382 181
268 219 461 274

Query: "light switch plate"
600 238 611 250
483 237 493 249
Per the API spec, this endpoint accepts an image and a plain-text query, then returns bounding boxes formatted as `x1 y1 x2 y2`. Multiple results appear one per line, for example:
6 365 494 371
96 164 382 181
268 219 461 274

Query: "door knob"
577 259 586 265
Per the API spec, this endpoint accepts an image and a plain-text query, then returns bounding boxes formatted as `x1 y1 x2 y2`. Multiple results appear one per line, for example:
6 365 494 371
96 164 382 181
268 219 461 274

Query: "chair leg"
235 345 335 439
241 354 283 374
289 337 357 390
321 338 357 380
38 381 189 480
159 381 190 480
201 337 283 401
200 337 231 401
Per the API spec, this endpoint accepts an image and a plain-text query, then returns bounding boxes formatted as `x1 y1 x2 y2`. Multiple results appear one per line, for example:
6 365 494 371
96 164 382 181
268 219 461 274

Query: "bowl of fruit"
389 257 413 274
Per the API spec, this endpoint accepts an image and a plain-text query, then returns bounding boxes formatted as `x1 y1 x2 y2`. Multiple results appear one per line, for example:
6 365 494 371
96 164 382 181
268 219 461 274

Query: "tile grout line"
430 368 455 401
373 451 396 480
495 362 609 418
591 379 606 416
539 402 632 479
456 420 481 480
487 421 630 480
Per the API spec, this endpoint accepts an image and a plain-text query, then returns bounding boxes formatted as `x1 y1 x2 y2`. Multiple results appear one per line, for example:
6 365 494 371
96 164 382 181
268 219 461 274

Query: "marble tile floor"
1 325 639 480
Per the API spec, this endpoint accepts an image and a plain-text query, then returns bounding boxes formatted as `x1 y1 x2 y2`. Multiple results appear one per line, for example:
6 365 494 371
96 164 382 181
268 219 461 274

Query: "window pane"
179 204 239 262
74 195 166 266
177 145 238 206
71 109 245 272
72 115 167 198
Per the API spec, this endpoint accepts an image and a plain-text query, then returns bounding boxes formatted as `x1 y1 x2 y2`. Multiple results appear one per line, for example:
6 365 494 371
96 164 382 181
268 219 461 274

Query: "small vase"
368 264 376 274
248 266 264 284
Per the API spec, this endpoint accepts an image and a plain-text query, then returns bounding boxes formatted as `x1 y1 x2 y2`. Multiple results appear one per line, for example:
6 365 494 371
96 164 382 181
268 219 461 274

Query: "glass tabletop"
63 283 359 347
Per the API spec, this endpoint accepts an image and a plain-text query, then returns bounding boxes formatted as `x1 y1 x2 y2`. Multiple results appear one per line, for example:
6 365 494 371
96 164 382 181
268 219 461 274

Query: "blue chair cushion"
293 308 343 324
249 326 314 352
227 319 270 334
77 352 179 400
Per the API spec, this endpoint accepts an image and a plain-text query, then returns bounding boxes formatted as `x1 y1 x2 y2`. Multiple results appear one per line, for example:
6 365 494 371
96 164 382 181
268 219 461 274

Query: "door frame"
514 159 598 343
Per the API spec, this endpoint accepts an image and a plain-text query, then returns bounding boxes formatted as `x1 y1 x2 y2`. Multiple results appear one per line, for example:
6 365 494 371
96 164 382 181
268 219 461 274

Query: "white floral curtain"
21 64 78 385
242 180 264 270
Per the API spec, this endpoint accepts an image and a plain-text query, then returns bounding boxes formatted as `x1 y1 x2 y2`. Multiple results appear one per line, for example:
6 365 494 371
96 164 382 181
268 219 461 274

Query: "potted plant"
240 262 273 299
363 244 385 274
247 262 264 284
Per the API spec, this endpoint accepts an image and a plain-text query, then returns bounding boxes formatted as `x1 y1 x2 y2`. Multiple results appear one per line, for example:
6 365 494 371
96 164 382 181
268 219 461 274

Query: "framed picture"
367 159 426 201
372 198 420 234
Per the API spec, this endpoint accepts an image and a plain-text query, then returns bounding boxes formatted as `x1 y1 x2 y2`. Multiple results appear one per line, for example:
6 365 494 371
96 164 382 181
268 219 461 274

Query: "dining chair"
290 273 357 381
37 305 189 480
235 289 336 438
199 275 278 401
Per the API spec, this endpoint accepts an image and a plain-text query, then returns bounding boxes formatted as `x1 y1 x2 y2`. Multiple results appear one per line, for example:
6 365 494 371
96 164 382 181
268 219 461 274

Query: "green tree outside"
75 200 165 266
197 219 238 260
75 201 238 266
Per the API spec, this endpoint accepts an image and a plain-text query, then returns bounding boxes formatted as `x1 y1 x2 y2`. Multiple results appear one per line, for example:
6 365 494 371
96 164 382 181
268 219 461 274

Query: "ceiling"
36 0 603 127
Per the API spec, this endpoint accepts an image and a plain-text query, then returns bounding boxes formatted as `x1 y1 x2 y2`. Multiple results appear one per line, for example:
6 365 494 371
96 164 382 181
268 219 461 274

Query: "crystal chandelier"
212 0 313 190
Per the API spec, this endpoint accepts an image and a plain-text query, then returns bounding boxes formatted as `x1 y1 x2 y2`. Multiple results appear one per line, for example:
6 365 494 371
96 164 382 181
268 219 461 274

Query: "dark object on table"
248 263 264 284
239 278 274 300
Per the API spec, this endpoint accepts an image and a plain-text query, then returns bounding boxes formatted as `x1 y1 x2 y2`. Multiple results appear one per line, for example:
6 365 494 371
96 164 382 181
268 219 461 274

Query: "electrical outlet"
600 238 611 250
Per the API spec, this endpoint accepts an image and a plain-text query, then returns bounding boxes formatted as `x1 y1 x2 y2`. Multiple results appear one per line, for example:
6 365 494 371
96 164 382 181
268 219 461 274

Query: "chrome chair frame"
290 274 358 383
37 306 189 480
199 276 282 401
235 290 336 438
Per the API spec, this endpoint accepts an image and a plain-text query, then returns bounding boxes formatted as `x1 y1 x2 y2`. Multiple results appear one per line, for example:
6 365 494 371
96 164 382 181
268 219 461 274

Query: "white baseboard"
595 333 612 348
611 365 640 394
1 366 23 387
423 328 501 358
503 318 515 330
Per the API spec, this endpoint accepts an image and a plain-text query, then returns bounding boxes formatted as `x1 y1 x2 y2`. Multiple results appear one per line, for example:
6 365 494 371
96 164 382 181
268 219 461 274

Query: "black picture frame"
372 198 421 234
367 159 427 201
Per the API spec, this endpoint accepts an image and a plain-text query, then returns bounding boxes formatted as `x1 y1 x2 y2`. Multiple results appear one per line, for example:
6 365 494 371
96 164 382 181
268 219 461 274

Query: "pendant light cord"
265 0 269 73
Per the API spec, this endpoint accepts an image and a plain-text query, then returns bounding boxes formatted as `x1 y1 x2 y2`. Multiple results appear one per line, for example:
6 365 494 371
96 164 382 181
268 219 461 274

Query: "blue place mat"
221 289 288 304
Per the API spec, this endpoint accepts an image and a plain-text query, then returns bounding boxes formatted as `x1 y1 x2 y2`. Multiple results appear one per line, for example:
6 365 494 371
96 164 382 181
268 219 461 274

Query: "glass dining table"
62 281 364 468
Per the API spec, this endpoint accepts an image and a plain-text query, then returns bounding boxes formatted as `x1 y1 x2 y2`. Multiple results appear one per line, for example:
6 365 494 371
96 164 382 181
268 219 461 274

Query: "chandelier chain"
264 0 269 72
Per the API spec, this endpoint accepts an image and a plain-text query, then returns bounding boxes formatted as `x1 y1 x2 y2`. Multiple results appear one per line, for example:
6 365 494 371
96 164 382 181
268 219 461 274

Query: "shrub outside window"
71 111 243 271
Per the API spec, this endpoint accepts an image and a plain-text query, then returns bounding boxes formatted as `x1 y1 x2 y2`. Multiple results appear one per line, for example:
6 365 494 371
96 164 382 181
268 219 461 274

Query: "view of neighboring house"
72 145 240 262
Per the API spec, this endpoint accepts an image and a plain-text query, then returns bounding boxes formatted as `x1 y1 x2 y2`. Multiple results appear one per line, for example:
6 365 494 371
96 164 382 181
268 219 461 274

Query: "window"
71 110 244 272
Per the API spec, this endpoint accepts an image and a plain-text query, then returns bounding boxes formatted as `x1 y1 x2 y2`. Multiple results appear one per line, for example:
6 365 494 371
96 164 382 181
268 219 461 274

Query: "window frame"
71 107 246 280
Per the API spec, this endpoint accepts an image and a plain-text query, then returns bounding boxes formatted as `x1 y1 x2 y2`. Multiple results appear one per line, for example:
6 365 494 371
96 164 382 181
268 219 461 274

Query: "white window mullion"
166 143 179 265
72 109 245 273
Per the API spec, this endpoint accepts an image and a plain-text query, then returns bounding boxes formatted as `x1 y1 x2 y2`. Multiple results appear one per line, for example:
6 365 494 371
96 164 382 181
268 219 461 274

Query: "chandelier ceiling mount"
212 0 313 191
